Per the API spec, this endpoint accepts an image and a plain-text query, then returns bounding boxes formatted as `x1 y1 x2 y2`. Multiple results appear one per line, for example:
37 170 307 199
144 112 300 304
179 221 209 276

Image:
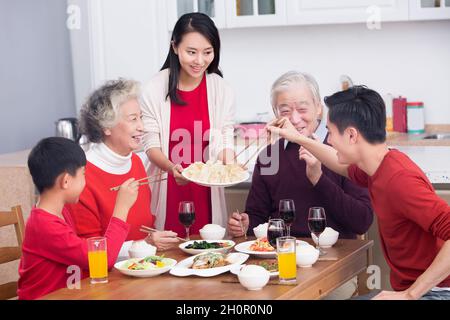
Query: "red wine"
280 209 295 225
268 228 285 247
308 218 326 234
179 212 195 227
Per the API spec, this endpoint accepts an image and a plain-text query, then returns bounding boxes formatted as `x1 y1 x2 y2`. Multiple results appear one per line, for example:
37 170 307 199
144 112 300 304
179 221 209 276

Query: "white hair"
270 71 322 117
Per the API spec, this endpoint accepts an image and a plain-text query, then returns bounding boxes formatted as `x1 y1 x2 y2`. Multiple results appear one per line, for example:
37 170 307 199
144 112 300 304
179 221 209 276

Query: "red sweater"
68 153 155 240
349 149 450 291
18 207 129 300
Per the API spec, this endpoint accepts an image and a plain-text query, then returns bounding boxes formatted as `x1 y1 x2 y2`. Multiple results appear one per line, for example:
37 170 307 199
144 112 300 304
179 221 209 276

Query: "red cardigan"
68 153 155 240
18 207 129 300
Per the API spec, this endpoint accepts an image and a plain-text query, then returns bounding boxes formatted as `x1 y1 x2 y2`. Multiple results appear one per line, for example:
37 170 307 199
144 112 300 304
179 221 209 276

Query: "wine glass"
178 201 195 240
279 199 295 237
267 219 286 249
308 207 327 256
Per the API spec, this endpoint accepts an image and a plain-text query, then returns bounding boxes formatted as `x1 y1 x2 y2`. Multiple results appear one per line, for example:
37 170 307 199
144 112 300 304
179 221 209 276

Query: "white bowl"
253 223 268 239
296 244 320 268
311 228 339 248
199 225 226 240
238 265 270 290
128 240 157 259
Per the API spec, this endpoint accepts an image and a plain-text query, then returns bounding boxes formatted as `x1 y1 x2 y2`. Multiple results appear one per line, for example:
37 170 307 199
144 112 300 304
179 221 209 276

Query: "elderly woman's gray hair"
270 71 322 114
79 78 141 143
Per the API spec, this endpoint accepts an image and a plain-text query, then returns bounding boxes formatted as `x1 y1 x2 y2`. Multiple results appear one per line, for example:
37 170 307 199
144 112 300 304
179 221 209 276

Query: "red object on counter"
393 96 407 133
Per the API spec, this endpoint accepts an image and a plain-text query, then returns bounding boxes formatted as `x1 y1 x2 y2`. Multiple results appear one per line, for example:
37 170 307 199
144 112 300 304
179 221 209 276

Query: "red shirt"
68 153 155 240
165 75 212 237
348 149 450 291
18 207 129 300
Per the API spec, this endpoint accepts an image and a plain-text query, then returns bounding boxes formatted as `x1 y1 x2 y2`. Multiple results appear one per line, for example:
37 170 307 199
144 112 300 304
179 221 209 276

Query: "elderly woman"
68 79 179 251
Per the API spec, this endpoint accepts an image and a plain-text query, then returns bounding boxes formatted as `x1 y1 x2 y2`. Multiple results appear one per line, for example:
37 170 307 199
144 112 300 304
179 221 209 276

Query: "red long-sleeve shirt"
349 149 450 291
18 207 129 300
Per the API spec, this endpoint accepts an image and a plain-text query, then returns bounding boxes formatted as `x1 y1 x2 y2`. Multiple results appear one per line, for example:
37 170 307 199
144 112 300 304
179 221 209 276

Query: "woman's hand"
171 164 189 186
145 230 180 251
227 212 249 237
299 134 323 186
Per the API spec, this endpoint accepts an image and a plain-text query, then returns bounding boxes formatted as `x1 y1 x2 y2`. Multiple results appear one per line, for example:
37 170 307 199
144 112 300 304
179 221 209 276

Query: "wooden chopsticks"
110 172 167 191
242 142 269 168
139 225 187 242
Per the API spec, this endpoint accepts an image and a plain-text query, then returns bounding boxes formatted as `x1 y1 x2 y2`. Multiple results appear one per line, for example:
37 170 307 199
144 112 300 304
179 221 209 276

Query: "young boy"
268 86 450 300
18 137 138 300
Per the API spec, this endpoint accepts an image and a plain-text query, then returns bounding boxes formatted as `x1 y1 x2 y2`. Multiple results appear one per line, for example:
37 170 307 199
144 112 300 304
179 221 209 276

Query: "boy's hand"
113 178 139 221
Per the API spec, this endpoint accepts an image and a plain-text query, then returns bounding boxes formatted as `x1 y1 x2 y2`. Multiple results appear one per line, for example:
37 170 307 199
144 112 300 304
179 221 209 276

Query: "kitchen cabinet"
409 0 450 20
225 0 287 28
167 0 227 29
286 0 409 25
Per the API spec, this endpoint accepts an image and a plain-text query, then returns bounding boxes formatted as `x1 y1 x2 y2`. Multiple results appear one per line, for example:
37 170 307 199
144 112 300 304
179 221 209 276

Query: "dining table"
41 236 373 300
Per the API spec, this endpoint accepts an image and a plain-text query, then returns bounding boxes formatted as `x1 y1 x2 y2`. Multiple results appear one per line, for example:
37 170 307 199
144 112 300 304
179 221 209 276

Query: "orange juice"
88 250 108 279
278 252 297 280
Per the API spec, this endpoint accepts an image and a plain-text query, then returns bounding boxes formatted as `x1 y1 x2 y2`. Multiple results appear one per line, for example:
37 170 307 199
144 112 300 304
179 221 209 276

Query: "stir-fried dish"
191 252 230 269
185 241 232 250
125 256 166 270
249 237 275 252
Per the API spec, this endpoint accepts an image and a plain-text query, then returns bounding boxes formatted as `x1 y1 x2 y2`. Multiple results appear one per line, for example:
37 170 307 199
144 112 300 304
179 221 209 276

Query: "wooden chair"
0 206 25 300
354 232 374 297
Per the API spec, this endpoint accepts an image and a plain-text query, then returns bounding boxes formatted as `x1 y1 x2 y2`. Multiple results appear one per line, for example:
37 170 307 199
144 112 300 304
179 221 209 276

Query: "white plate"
181 170 250 188
114 257 177 278
234 240 309 258
179 240 236 255
229 264 279 278
170 252 249 277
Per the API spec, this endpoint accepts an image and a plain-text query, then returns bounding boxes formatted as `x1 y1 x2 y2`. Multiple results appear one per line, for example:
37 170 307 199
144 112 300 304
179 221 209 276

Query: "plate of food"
114 255 177 278
169 252 249 277
182 160 250 187
179 240 235 255
234 238 308 258
230 260 279 277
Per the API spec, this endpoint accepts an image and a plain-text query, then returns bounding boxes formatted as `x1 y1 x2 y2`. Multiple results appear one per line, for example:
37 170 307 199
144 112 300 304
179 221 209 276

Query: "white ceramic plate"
229 264 279 278
179 240 236 255
170 252 249 277
114 257 177 278
234 240 309 258
181 170 250 188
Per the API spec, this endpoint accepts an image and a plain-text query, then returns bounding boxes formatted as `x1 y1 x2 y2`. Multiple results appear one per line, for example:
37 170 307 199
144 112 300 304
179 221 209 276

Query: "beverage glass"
178 201 195 240
276 236 297 284
87 237 108 284
267 219 285 248
308 207 327 256
279 199 295 236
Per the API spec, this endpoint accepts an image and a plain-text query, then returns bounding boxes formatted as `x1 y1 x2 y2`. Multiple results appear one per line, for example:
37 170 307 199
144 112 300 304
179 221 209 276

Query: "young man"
267 86 450 300
18 137 138 299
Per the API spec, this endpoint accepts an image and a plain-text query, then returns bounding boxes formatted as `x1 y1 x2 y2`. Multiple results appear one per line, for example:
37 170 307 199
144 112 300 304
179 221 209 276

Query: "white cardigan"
140 69 236 230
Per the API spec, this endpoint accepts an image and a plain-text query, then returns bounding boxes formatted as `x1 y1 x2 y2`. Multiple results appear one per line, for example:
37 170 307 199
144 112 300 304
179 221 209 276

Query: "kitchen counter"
386 124 450 147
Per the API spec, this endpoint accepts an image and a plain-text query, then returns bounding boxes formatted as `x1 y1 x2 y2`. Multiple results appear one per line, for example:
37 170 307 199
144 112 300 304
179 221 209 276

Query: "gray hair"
79 78 141 143
270 71 322 116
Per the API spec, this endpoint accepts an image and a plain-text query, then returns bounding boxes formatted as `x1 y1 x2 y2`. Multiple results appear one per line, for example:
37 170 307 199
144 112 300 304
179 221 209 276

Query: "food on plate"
191 252 230 269
124 256 167 270
185 241 232 250
257 260 278 272
183 160 246 184
249 237 275 252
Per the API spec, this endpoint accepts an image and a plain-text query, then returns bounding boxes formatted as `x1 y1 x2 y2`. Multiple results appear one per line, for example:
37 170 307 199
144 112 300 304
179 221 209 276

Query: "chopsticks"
242 142 269 168
237 209 247 240
139 225 187 242
110 172 167 191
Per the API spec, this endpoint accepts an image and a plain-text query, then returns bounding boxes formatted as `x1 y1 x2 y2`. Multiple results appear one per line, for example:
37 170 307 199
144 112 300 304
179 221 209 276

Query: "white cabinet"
287 0 409 25
225 0 287 28
167 0 227 29
409 0 450 20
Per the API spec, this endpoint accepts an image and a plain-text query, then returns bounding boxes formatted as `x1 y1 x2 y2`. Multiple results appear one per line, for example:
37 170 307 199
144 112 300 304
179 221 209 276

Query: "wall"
0 0 76 154
219 20 450 123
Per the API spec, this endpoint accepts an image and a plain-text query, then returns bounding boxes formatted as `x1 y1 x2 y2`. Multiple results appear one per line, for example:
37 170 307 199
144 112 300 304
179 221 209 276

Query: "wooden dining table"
41 237 373 300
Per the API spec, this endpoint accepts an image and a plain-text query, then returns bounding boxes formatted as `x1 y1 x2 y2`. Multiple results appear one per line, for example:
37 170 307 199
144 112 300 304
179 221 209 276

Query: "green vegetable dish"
185 241 231 250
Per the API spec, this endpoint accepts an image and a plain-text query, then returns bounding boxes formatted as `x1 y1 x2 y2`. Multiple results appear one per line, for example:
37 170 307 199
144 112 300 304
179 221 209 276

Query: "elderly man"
228 71 374 299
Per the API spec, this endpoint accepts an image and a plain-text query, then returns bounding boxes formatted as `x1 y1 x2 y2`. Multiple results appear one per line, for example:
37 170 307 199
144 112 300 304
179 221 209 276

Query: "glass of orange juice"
87 237 108 284
276 236 297 284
